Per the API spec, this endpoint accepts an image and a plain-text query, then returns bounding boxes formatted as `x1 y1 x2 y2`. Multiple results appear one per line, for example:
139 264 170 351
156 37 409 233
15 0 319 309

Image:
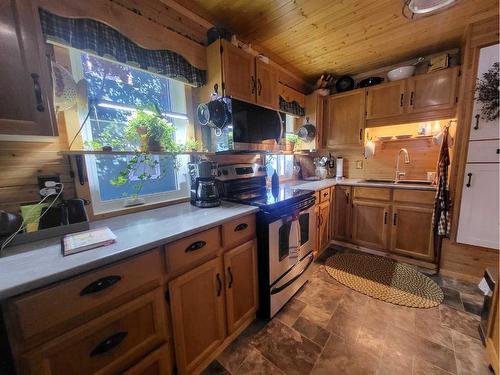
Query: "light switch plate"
356 160 363 169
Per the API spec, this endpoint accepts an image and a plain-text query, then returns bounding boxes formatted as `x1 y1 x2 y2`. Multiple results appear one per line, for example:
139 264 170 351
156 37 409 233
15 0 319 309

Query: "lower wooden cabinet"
390 204 434 261
332 186 351 242
169 257 227 375
21 289 168 375
223 240 258 335
122 344 171 375
351 200 390 250
318 200 331 254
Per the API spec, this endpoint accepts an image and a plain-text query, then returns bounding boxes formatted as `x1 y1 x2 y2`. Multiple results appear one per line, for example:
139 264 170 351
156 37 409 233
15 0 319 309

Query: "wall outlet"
356 160 363 169
37 175 61 197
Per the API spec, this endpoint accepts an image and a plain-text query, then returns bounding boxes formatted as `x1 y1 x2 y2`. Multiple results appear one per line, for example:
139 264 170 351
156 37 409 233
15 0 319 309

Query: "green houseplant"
285 134 301 151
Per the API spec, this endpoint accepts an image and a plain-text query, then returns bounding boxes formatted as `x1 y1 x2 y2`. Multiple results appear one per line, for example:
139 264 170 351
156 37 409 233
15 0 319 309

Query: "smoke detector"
404 0 457 17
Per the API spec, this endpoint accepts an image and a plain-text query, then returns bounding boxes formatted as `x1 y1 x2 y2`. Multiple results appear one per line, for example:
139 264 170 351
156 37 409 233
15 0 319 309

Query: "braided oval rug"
325 253 443 308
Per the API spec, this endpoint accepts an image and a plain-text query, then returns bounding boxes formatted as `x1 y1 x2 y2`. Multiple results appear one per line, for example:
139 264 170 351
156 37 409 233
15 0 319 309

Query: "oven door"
268 204 315 285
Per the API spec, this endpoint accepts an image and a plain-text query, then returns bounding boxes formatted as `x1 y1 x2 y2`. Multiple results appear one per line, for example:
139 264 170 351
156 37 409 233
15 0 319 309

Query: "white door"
457 164 500 249
470 44 500 141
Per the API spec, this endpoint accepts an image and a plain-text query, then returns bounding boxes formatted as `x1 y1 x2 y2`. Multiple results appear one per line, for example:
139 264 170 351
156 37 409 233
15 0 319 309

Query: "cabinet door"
169 257 226 375
318 201 330 253
224 240 258 334
332 186 351 242
222 41 256 104
327 89 365 147
470 44 500 140
0 0 56 136
390 205 434 261
366 80 406 120
457 164 500 249
351 200 390 250
406 67 458 114
256 59 278 110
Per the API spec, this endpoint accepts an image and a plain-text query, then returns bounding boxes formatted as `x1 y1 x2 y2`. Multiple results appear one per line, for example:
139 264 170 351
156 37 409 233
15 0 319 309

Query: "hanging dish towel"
433 126 451 237
288 217 301 263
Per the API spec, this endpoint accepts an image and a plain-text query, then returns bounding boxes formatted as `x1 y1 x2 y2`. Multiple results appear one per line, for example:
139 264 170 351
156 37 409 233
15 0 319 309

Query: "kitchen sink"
359 179 433 186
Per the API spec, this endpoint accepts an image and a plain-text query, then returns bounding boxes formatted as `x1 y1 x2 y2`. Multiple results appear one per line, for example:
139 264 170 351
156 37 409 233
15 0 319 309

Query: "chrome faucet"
395 148 410 182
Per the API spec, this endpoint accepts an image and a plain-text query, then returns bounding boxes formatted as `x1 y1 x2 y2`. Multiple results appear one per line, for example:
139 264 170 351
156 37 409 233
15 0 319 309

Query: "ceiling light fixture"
402 0 457 19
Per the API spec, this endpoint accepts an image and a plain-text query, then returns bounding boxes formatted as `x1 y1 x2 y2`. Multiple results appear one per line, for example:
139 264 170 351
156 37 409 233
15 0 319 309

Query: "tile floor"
202 247 492 375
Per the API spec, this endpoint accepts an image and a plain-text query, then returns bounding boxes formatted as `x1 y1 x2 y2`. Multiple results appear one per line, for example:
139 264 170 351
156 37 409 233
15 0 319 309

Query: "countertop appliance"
217 164 316 318
188 160 220 208
199 98 284 153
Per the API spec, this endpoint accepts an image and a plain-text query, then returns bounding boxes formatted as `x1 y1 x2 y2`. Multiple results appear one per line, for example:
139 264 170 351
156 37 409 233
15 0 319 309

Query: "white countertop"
0 202 258 300
290 178 437 192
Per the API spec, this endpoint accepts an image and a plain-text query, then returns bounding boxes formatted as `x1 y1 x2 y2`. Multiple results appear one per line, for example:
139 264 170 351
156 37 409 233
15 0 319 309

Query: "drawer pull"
466 172 472 187
474 114 480 130
496 149 499 154
80 275 122 296
384 211 388 225
216 273 222 296
227 267 233 288
31 73 45 112
185 240 206 253
234 223 248 232
90 331 128 357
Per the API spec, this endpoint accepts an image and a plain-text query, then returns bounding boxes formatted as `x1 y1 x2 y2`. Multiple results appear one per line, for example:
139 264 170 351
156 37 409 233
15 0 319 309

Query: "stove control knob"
217 170 222 176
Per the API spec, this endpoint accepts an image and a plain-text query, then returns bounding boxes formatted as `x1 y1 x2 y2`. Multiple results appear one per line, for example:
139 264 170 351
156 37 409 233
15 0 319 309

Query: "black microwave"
200 98 284 153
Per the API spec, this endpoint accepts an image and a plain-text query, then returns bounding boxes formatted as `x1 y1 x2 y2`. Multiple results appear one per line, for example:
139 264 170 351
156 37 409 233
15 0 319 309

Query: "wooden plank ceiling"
184 0 499 81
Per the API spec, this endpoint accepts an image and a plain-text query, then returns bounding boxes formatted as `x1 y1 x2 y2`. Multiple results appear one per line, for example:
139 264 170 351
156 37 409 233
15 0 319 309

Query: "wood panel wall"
0 113 75 214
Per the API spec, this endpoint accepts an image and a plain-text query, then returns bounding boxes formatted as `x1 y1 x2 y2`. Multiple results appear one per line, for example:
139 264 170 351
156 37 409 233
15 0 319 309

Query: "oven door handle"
270 253 314 295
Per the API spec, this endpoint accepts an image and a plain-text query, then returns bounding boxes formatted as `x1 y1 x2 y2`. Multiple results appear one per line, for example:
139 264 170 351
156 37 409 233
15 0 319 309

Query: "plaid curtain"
279 96 305 117
39 9 206 87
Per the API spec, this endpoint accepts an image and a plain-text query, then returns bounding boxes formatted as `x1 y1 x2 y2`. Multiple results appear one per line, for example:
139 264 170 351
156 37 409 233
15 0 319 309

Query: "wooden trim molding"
36 0 207 70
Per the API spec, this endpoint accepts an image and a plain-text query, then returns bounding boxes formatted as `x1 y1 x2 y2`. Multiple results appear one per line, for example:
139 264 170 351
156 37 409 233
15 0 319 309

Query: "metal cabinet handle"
346 192 350 204
384 211 388 225
410 91 414 106
227 267 233 288
400 93 404 107
474 114 480 130
234 223 248 232
185 240 206 252
31 73 45 112
80 275 122 296
466 172 472 187
216 273 222 296
496 149 500 154
90 331 127 357
251 76 255 94
257 79 262 96
393 213 397 226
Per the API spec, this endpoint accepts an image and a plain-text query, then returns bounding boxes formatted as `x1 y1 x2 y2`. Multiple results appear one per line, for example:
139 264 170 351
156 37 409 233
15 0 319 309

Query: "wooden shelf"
59 150 215 156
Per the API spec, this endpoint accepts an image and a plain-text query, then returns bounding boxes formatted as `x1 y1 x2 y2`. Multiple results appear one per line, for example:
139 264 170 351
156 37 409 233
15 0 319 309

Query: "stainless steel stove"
217 164 316 318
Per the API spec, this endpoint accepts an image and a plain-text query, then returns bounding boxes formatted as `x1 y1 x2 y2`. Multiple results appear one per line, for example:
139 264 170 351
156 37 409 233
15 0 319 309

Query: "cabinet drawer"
8 250 163 348
222 214 256 249
319 188 331 203
353 187 391 201
393 189 435 205
467 140 500 163
122 344 171 375
22 289 168 375
165 227 220 277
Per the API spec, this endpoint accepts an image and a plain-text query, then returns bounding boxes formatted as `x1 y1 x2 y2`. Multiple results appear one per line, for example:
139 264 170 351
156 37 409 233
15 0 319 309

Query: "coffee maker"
188 160 221 208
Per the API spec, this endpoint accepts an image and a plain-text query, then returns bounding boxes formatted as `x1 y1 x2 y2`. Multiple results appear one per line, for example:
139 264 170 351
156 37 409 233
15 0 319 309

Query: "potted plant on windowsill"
124 109 178 153
285 134 301 152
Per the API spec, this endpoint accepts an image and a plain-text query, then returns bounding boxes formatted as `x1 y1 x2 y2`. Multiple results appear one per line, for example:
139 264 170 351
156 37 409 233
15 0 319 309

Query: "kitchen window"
266 155 294 179
74 52 190 214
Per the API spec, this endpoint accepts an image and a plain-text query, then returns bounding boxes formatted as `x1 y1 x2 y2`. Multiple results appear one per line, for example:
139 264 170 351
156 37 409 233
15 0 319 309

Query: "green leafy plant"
184 138 201 152
285 133 301 150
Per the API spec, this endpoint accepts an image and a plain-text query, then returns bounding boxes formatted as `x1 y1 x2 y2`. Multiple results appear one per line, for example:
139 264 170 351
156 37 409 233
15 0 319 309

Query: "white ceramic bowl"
387 66 416 81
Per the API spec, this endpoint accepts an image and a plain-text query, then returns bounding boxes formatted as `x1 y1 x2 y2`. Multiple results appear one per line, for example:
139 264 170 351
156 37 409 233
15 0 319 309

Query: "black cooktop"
232 185 314 211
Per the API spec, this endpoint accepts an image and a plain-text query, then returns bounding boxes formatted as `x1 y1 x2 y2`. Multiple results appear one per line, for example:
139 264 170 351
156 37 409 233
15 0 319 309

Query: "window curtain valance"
279 96 305 117
39 9 206 87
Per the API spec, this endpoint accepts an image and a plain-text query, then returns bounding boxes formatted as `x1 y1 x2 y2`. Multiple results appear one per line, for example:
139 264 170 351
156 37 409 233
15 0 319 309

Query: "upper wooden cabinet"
255 59 278 109
0 0 57 137
221 41 256 103
366 80 406 120
205 40 279 110
295 92 327 150
406 67 459 114
364 67 459 127
326 89 365 147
